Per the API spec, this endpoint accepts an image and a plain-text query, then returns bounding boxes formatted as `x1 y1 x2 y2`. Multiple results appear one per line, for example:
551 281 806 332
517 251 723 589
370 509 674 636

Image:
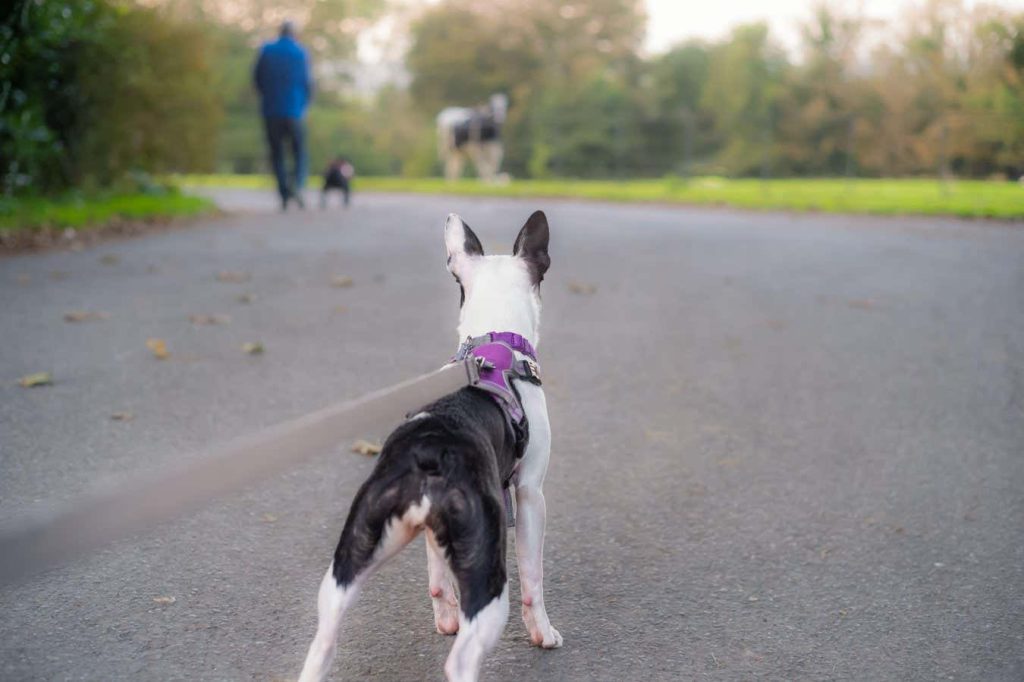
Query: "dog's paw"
530 625 563 649
432 593 460 635
524 602 565 647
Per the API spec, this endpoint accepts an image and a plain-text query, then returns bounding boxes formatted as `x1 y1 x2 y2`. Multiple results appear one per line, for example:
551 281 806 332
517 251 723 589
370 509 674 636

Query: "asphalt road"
1 191 1022 681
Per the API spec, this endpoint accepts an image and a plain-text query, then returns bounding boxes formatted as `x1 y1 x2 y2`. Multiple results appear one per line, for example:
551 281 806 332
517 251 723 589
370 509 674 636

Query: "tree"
701 23 788 176
777 5 868 175
0 0 221 194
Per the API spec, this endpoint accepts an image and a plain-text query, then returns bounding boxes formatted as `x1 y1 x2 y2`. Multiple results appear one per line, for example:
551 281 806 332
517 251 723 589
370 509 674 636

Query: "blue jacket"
254 37 313 119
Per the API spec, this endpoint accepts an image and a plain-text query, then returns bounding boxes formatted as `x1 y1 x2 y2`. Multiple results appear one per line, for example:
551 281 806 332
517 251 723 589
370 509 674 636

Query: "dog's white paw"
431 590 460 635
523 603 562 648
527 624 562 649
532 625 562 649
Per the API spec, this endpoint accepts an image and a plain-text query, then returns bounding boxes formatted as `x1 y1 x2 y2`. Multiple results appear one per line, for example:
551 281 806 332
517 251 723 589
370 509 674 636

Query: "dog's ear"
445 213 484 278
513 210 550 286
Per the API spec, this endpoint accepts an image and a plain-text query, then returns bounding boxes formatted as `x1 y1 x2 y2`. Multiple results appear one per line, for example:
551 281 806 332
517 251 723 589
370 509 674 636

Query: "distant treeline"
4 0 1023 196
403 0 1024 180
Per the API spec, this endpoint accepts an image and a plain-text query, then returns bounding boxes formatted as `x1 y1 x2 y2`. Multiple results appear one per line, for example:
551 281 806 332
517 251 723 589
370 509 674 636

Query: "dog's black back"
331 388 515 618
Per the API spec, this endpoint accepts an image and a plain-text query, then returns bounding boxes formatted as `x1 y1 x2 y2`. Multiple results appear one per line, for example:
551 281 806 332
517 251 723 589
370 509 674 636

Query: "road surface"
1 191 1022 680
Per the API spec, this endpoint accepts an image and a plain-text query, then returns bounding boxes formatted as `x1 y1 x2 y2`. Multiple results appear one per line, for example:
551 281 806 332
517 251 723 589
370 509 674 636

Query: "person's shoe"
294 192 306 210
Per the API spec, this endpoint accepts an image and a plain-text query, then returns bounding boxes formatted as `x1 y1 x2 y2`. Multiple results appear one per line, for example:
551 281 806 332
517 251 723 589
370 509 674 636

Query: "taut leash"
0 359 481 586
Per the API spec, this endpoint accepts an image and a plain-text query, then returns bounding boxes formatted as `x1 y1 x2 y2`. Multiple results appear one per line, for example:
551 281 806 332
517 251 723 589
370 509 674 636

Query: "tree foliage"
1 0 220 194
402 0 1024 179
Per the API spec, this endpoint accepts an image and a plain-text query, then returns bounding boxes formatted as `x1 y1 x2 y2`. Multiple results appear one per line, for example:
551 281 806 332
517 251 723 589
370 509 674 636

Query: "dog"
298 211 562 682
320 156 353 209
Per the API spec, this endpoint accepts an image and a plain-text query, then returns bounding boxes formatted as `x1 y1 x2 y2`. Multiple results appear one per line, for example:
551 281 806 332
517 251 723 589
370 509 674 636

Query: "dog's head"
444 210 550 342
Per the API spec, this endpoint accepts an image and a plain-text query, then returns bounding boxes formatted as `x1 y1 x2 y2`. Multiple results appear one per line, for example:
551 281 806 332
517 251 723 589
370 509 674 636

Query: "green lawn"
0 191 215 236
181 174 1024 219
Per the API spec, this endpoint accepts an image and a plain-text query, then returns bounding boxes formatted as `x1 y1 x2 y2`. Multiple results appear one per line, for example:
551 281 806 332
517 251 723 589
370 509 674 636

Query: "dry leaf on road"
146 338 170 359
152 596 176 605
188 314 230 326
18 372 53 387
568 281 597 295
351 439 382 456
241 341 264 355
110 412 134 421
216 271 250 283
99 254 120 265
64 311 110 323
330 275 354 288
236 293 254 304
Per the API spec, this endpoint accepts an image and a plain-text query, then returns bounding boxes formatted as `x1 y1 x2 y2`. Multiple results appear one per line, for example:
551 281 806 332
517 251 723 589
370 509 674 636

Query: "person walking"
254 21 313 211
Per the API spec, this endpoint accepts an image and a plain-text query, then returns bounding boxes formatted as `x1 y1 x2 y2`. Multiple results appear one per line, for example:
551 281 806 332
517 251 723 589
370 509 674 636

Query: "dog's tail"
410 440 444 475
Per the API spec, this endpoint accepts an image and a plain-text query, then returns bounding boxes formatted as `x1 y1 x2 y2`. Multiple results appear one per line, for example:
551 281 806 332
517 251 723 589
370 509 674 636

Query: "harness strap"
453 332 540 528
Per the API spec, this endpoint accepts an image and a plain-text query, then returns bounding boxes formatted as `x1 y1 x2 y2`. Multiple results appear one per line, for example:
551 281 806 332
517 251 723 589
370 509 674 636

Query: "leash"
0 359 481 587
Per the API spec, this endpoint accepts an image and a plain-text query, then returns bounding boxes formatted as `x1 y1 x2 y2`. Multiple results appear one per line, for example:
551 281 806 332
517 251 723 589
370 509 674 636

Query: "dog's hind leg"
445 582 509 682
434 489 509 682
298 479 430 682
426 529 460 635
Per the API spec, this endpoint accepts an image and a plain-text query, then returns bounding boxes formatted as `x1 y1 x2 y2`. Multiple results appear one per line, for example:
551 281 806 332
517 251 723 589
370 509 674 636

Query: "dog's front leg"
513 390 563 649
514 482 562 648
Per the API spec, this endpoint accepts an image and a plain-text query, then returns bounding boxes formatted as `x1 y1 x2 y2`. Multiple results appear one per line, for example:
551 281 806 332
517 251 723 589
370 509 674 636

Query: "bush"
0 0 221 196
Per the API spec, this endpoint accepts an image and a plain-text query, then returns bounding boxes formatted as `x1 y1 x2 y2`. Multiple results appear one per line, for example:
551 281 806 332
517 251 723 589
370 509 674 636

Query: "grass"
180 174 1024 219
0 191 215 236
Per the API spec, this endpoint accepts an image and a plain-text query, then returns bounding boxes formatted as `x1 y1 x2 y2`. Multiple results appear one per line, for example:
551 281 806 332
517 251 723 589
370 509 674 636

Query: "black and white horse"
436 94 508 182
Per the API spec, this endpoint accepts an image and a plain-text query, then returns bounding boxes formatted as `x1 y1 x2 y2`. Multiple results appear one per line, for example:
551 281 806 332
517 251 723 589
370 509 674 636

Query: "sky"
645 0 1024 53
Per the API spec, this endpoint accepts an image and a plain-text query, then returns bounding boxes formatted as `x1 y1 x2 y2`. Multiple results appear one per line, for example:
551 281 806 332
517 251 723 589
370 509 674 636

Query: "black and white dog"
299 211 562 682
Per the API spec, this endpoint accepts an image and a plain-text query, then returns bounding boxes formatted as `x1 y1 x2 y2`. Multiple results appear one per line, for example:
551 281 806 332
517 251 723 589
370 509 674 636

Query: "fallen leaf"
236 293 255 304
146 338 170 360
18 372 53 388
567 281 597 295
847 299 876 310
351 439 382 456
188 314 230 326
330 275 354 288
241 341 264 355
152 596 176 605
261 513 278 524
333 305 348 314
216 270 250 283
110 411 134 422
99 254 120 265
64 311 110 323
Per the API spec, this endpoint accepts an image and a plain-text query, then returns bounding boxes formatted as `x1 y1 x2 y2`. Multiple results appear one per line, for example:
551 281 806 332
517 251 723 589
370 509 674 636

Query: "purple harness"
452 332 541 527
453 332 541 436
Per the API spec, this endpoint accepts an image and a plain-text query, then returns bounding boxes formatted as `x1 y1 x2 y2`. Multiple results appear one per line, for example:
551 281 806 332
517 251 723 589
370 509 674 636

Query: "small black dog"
320 156 354 208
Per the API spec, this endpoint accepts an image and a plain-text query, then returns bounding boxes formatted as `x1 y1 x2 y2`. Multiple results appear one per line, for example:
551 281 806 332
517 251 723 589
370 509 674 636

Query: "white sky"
644 0 1024 53
350 0 1024 91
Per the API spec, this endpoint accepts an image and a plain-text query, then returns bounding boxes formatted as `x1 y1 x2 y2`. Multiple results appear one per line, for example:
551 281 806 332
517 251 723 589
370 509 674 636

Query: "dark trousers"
263 116 307 203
